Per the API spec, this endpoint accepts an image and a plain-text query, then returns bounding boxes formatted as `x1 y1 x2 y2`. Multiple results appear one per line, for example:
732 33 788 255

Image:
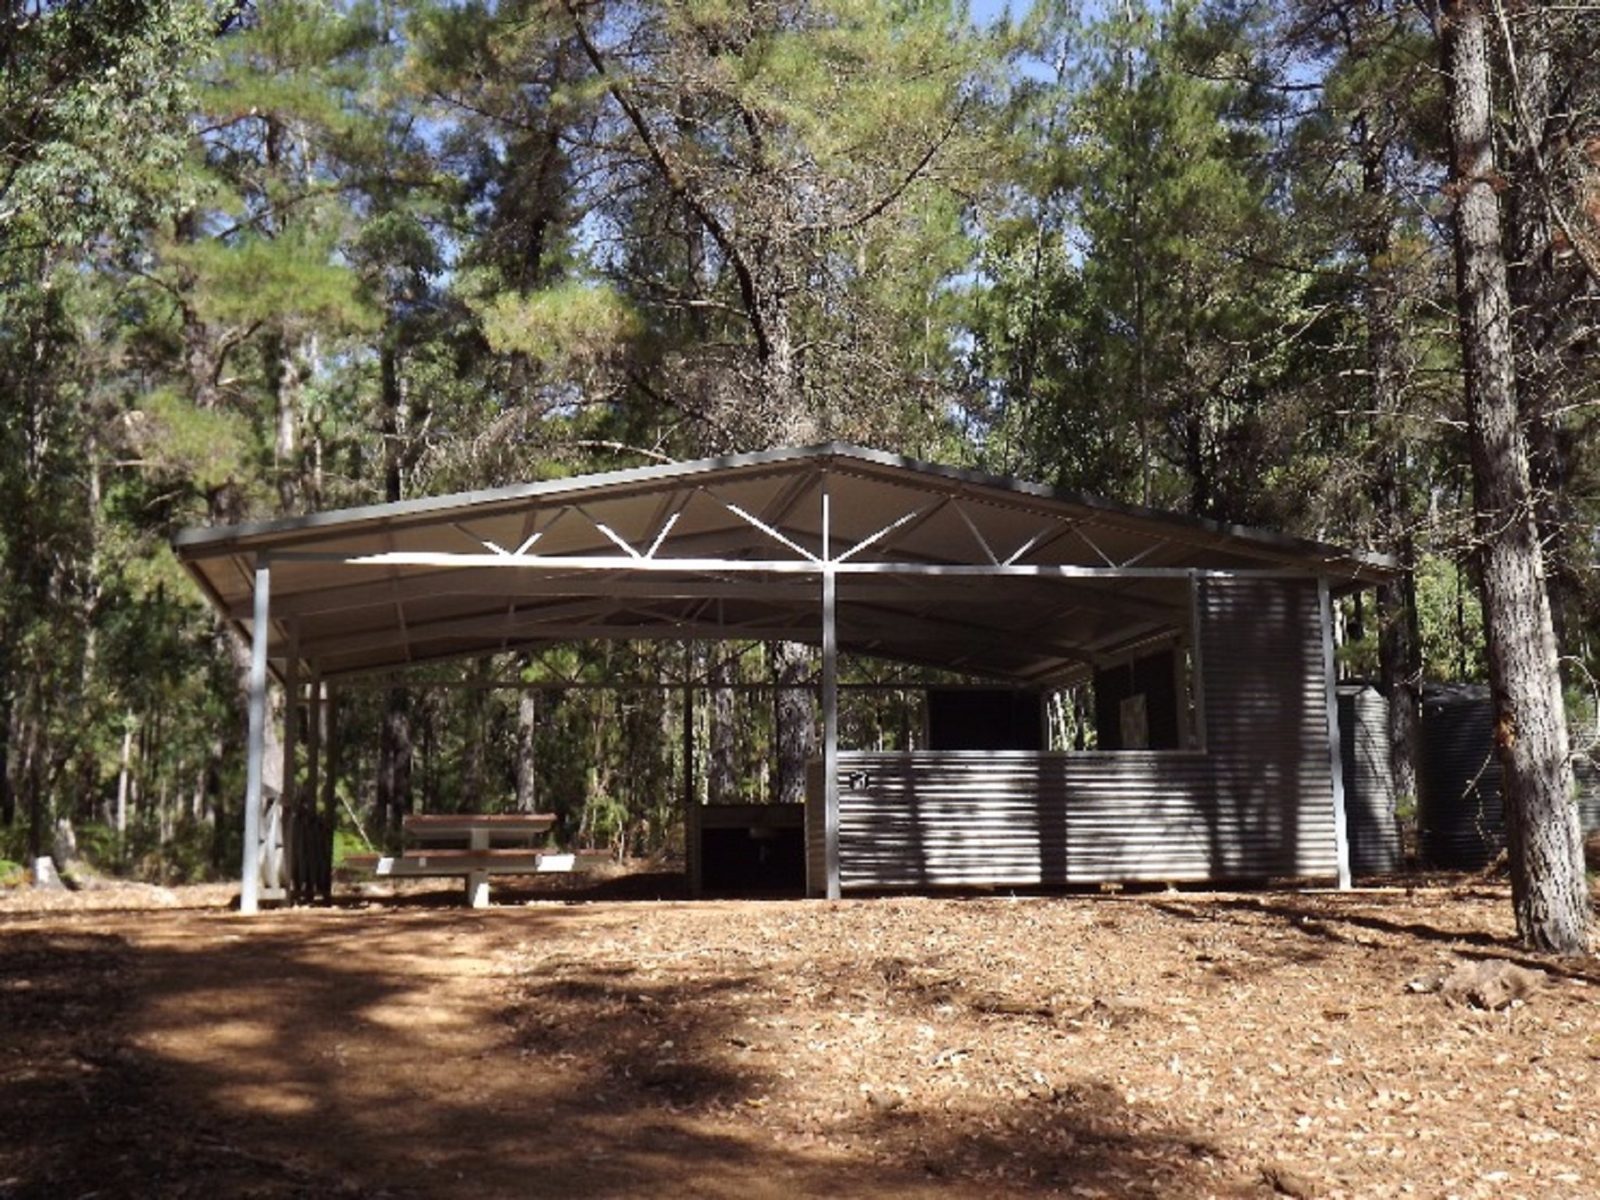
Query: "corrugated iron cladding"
1418 687 1600 869
1420 686 1505 870
807 578 1341 890
1579 755 1600 834
1338 685 1402 875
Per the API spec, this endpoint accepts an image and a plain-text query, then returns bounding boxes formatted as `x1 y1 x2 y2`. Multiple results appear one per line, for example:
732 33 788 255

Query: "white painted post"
467 825 490 907
241 559 271 915
276 626 298 898
1320 580 1352 889
683 677 701 898
304 668 321 825
821 485 840 901
282 627 298 814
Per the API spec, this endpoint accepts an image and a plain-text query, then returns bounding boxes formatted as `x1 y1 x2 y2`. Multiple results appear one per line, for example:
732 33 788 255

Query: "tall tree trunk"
1441 0 1588 954
20 679 45 863
772 642 814 806
321 691 340 824
1503 6 1577 663
462 659 489 813
1359 112 1424 811
374 338 413 832
709 651 737 804
1376 561 1423 808
759 289 810 443
271 327 314 513
377 688 412 835
515 687 539 814
115 716 135 860
745 280 821 808
0 632 13 829
380 340 408 505
207 735 227 869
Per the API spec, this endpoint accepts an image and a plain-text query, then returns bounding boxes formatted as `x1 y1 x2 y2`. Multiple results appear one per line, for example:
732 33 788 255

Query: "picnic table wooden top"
347 847 556 864
402 813 555 834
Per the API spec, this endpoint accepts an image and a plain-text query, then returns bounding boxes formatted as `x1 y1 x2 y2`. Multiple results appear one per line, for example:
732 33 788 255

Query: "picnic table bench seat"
344 812 605 907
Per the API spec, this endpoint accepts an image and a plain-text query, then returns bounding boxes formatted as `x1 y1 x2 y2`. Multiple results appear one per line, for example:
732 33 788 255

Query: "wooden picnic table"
403 813 556 846
345 812 601 907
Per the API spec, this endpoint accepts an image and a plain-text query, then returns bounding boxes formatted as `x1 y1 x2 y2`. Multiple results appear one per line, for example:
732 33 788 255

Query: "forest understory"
3 876 1599 1199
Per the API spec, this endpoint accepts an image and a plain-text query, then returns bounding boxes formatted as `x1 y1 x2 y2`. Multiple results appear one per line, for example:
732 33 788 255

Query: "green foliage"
971 0 1310 516
163 232 378 334
0 0 214 264
474 281 642 371
126 389 255 492
1415 555 1488 683
0 822 29 873
331 826 370 870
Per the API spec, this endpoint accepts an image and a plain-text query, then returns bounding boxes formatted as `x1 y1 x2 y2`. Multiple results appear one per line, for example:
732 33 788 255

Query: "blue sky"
971 0 1023 26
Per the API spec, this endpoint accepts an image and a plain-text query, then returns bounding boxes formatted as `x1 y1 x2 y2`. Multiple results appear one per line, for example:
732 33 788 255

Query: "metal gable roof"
174 443 1392 685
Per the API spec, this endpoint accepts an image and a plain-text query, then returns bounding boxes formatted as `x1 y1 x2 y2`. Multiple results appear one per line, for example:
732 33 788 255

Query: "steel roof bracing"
174 443 1393 685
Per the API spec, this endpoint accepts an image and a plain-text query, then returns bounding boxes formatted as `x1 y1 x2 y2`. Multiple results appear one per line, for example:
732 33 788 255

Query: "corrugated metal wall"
805 759 826 895
806 577 1342 891
1578 754 1600 835
1199 578 1340 880
1337 685 1402 874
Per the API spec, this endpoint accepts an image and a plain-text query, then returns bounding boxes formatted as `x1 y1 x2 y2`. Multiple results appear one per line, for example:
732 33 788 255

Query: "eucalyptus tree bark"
320 693 340 824
0 635 13 828
375 339 413 828
708 651 737 805
515 688 539 814
204 463 286 802
270 328 315 513
1502 4 1587 663
1441 0 1588 954
773 642 814 807
377 686 412 835
462 658 490 813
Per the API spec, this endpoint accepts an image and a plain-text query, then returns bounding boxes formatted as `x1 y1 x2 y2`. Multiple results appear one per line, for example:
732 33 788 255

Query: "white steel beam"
1320 579 1352 889
241 560 271 915
953 500 1000 565
718 502 820 563
268 550 1332 581
834 503 936 564
821 485 840 901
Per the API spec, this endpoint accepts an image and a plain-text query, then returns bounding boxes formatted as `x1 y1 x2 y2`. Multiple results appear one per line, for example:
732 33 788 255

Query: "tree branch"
814 98 969 235
561 0 771 359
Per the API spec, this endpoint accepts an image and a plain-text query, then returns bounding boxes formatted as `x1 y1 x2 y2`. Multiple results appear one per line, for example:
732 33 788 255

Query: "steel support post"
1320 580 1352 889
304 667 321 824
821 486 840 900
241 559 272 915
683 675 700 898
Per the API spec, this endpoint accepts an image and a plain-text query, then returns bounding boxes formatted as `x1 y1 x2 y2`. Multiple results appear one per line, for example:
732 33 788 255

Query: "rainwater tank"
1419 685 1505 869
1337 684 1401 875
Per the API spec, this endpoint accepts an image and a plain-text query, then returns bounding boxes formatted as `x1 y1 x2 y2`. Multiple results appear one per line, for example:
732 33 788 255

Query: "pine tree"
1439 0 1589 955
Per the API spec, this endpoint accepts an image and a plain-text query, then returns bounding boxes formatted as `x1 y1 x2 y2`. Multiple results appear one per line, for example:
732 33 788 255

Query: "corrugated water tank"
1577 753 1600 834
1337 684 1401 874
1419 687 1600 867
1419 685 1505 869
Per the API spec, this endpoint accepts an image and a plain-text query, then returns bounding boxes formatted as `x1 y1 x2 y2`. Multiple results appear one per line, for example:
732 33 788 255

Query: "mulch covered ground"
2 876 1598 1199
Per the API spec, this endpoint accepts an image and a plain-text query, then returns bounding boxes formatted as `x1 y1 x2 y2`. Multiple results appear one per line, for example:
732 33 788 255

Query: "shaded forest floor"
3 877 1599 1199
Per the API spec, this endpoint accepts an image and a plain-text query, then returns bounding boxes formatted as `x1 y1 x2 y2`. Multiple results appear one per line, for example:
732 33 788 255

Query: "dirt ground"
3 875 1599 1200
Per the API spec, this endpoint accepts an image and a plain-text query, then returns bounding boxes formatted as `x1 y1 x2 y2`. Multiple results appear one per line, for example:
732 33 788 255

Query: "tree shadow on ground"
0 908 1265 1200
1146 892 1600 985
330 869 693 910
